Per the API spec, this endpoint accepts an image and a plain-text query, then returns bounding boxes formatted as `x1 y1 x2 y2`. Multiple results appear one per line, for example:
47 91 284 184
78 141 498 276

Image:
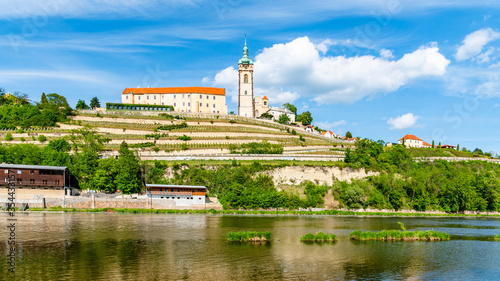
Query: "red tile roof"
441 144 456 149
399 134 422 141
422 142 431 146
262 96 268 100
122 87 226 96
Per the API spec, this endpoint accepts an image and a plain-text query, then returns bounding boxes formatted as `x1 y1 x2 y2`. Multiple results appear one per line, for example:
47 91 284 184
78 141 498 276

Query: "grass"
227 231 272 242
300 232 337 243
349 230 450 241
495 235 500 240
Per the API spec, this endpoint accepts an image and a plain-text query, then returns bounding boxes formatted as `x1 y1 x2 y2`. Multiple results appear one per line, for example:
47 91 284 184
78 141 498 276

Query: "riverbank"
7 206 500 217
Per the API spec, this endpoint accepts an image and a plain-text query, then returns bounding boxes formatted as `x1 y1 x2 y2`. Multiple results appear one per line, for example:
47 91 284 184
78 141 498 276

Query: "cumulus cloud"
206 37 449 105
455 28 500 61
387 113 419 130
379 49 395 59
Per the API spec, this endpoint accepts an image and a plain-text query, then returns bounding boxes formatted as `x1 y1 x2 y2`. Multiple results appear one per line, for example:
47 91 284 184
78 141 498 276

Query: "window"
188 102 190 106
183 102 185 106
126 96 129 100
43 180 47 185
245 90 247 95
174 95 176 99
154 95 156 100
4 178 8 183
182 94 184 99
188 94 190 98
206 103 209 107
147 96 149 100
30 179 35 184
17 170 22 174
162 103 164 105
200 102 203 107
4 169 7 174
264 101 267 105
55 180 60 185
138 96 141 100
174 103 176 107
16 178 22 184
200 95 202 99
206 95 209 99
213 96 215 100
213 104 215 108
244 74 248 83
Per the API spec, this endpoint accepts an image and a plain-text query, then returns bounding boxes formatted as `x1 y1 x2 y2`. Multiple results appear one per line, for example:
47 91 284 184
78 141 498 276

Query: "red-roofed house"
399 134 424 148
422 142 432 148
304 125 314 133
441 144 456 149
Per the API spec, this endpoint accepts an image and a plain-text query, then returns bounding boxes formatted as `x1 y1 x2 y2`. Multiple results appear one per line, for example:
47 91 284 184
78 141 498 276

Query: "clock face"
244 65 248 69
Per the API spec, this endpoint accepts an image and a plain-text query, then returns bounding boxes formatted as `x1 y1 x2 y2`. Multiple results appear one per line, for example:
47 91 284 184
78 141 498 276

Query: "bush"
177 134 192 141
300 232 337 242
20 137 25 142
227 231 271 242
38 135 47 143
181 143 189 150
291 129 297 135
230 141 283 154
229 120 236 124
157 122 188 131
153 146 160 153
4 133 13 141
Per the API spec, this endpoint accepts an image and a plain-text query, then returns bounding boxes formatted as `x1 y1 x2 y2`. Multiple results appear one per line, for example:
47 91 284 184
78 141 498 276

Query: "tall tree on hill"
432 140 435 148
278 113 290 125
75 99 90 110
40 92 48 106
283 103 297 115
346 131 352 139
114 141 143 194
297 111 313 125
90 96 101 109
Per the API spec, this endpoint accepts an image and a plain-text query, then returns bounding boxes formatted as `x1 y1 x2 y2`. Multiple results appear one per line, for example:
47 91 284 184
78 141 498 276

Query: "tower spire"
239 35 253 65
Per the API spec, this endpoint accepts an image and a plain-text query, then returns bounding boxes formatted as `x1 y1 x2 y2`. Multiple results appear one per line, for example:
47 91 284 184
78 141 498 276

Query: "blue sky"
1 0 500 154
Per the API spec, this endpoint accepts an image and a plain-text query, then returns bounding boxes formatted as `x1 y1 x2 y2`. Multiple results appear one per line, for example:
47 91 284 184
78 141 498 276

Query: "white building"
266 107 296 122
238 38 255 118
146 184 207 207
398 134 424 148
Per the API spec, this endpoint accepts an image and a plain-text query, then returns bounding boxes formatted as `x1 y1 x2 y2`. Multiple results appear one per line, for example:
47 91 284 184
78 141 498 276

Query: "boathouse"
146 184 207 207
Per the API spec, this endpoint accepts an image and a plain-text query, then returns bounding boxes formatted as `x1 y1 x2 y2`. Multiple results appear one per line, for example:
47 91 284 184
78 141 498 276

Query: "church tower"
238 38 254 117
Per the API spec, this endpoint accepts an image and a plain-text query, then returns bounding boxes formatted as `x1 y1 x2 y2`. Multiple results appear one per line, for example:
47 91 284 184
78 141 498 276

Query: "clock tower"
238 38 254 117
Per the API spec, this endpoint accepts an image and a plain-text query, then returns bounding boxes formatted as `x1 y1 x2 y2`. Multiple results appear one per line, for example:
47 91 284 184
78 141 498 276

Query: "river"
1 213 500 280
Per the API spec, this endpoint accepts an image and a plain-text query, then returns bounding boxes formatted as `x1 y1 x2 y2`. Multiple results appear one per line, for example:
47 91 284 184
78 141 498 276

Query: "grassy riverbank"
350 230 450 241
18 206 500 217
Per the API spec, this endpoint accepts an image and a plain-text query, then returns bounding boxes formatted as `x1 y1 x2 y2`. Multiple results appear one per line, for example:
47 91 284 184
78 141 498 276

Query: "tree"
40 93 48 107
260 112 273 119
75 99 90 110
346 131 353 139
114 141 143 194
457 144 460 151
5 133 13 141
278 113 290 124
432 140 435 149
297 111 313 125
90 97 100 109
229 111 235 115
283 103 297 115
38 135 47 143
438 142 441 148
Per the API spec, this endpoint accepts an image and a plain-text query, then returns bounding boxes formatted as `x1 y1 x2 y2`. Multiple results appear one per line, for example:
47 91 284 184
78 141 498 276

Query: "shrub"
349 230 450 241
230 141 283 154
181 143 189 150
299 135 305 142
291 129 297 135
38 135 47 143
153 146 160 153
5 133 13 141
300 232 337 242
20 137 25 142
227 231 272 242
229 120 236 124
157 122 188 131
177 134 192 141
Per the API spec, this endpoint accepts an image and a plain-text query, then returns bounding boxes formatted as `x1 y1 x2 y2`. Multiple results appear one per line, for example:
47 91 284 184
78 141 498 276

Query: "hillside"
0 109 351 158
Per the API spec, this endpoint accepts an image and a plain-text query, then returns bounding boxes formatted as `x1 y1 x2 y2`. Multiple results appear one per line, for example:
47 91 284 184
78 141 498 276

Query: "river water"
1 213 500 280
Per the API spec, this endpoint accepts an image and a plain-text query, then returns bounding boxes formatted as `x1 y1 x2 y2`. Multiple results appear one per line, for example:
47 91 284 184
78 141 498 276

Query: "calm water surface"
1 213 500 280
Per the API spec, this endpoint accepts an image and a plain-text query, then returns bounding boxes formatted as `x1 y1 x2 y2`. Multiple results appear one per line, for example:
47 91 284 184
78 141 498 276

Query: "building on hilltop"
121 87 227 114
399 134 424 148
267 107 296 122
237 38 295 120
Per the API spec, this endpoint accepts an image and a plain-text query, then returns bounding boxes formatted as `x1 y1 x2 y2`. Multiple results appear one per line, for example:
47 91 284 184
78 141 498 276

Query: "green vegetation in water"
349 230 450 241
227 231 272 242
300 232 337 243
494 235 500 240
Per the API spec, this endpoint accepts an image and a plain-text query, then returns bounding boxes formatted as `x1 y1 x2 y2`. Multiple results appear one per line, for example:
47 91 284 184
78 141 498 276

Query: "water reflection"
0 213 499 280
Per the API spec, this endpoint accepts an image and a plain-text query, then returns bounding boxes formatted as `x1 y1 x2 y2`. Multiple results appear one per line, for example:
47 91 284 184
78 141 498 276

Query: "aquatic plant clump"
494 235 500 240
227 231 272 242
349 230 450 241
300 232 337 242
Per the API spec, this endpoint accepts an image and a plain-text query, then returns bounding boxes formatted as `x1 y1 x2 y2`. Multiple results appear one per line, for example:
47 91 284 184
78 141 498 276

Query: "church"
237 40 295 122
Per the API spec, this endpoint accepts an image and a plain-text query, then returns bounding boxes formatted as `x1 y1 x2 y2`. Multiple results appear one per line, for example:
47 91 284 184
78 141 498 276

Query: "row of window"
172 102 217 108
159 196 202 200
4 169 63 175
129 94 217 101
4 178 60 185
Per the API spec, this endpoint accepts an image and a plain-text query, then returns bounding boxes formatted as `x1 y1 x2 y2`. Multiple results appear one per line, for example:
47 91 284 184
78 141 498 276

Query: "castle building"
254 95 270 117
121 87 227 114
238 38 255 117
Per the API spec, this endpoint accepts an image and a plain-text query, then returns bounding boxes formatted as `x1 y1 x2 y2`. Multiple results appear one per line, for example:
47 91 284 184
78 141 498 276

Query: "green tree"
75 99 90 110
90 96 101 109
297 111 313 125
438 142 441 148
114 141 143 194
346 131 352 139
278 113 290 124
5 133 13 141
38 135 47 143
92 158 118 192
457 144 460 151
283 103 297 115
40 93 48 107
432 140 435 148
260 112 273 119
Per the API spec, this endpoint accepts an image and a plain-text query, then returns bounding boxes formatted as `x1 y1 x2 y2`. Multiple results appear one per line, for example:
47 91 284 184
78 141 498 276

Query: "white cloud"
387 113 419 130
206 37 449 105
445 64 500 98
379 49 395 59
455 28 500 61
204 66 239 103
315 39 334 55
